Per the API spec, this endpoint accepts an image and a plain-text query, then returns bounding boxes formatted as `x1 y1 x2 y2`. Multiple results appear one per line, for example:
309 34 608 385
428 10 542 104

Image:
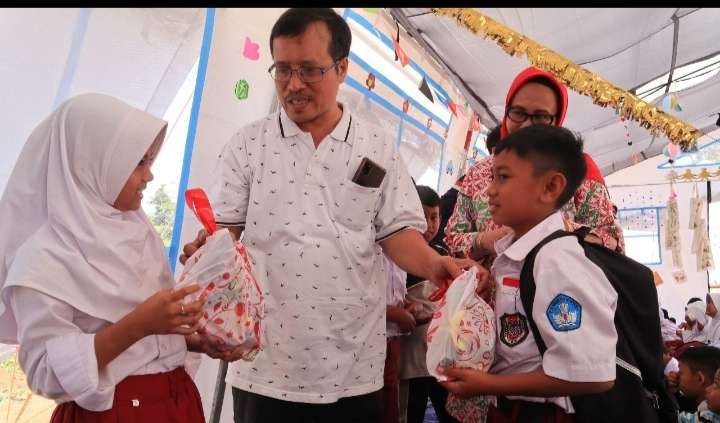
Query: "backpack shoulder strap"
519 229 580 355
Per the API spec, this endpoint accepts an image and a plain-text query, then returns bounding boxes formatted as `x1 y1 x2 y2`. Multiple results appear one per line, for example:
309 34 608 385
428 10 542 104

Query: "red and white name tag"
502 277 520 288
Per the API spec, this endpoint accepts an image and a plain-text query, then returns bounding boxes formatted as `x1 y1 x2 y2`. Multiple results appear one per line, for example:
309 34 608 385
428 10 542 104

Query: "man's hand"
427 255 488 289
179 229 208 265
186 334 257 362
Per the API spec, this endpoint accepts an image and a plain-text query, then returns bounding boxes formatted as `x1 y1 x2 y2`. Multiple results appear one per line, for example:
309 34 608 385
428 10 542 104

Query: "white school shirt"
489 212 618 412
212 104 426 403
8 286 186 411
384 254 408 338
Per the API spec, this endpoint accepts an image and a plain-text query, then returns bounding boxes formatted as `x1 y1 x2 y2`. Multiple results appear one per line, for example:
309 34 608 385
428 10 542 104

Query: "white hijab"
0 93 170 343
706 293 720 346
686 301 708 326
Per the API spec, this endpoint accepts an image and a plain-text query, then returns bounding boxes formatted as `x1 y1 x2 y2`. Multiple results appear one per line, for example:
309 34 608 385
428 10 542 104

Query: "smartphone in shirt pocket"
351 157 386 188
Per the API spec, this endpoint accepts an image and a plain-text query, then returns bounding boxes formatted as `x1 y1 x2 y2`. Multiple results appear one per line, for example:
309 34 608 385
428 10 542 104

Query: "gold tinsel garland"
431 8 700 150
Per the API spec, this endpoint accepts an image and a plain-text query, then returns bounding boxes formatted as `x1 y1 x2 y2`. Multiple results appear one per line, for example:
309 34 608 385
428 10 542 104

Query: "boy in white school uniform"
438 124 618 422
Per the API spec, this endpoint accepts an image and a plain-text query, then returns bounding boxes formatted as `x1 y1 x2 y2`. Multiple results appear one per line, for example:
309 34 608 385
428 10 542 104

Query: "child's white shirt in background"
385 254 408 338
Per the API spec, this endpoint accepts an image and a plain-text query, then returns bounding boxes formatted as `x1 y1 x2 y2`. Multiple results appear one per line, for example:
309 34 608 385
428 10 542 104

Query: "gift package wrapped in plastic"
176 188 264 360
426 266 495 423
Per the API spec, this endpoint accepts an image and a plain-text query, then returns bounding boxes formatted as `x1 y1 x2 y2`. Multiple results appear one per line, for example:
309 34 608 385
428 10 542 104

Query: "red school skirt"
50 367 204 423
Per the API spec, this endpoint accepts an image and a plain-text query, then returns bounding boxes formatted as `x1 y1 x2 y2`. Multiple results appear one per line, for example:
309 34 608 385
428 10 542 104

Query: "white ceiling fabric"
393 8 720 174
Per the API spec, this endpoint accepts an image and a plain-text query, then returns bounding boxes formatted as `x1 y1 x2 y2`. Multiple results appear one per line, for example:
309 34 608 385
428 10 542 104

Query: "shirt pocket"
333 181 380 231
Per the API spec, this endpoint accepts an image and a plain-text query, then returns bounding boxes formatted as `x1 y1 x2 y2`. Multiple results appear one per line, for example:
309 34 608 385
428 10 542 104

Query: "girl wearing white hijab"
0 93 206 421
705 293 720 347
681 301 709 344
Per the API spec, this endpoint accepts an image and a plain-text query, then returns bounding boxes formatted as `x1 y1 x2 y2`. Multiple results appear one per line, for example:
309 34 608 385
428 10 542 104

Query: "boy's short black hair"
416 185 440 208
688 297 703 305
678 346 720 382
270 8 352 63
494 124 586 208
486 125 501 152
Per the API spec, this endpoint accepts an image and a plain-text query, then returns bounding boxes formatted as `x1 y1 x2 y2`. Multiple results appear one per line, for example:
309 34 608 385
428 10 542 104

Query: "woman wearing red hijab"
444 67 624 259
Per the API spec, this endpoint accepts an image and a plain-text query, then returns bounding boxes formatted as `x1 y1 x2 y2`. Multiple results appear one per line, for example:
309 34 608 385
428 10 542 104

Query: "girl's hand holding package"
130 284 204 336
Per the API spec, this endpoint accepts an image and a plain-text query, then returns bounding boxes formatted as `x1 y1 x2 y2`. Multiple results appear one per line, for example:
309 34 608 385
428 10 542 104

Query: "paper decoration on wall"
427 117 433 130
697 234 715 272
446 160 455 175
672 269 687 284
419 77 434 103
366 73 376 91
362 8 379 13
689 183 703 230
688 183 715 272
234 80 249 100
242 37 260 61
402 99 410 113
653 271 664 286
665 191 682 268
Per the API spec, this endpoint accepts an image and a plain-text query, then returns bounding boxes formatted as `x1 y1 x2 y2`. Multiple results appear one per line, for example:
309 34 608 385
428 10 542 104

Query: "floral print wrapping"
444 155 625 258
176 228 264 360
426 267 495 422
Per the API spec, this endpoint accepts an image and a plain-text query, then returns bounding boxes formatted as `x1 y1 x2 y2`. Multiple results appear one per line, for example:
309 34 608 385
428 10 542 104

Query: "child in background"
400 185 459 423
668 346 720 414
438 125 617 422
665 344 681 376
0 93 223 422
385 253 414 423
680 301 708 344
678 368 720 422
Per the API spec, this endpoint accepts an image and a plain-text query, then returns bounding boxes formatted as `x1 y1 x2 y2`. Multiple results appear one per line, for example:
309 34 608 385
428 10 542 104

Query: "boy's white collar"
495 212 568 262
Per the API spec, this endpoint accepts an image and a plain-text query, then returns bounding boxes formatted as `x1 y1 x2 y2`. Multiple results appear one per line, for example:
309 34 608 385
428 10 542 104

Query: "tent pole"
707 180 712 291
167 8 216 272
644 12 680 153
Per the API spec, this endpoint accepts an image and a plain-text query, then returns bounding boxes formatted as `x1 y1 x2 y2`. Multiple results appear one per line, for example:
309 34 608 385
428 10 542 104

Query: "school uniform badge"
546 294 582 331
499 312 529 347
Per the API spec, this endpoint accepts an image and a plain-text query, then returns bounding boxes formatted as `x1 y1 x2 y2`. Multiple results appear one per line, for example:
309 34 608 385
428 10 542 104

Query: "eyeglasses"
506 107 556 125
268 60 341 83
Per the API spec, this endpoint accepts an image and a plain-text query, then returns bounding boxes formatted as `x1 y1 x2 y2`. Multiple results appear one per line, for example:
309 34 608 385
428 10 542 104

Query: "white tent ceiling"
391 8 720 175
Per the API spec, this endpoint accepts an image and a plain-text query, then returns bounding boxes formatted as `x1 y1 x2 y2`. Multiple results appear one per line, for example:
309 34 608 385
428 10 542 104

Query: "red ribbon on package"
185 188 217 235
428 277 453 302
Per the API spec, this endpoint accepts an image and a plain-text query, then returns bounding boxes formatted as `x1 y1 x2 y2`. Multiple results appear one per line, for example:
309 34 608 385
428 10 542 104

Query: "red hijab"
500 67 604 184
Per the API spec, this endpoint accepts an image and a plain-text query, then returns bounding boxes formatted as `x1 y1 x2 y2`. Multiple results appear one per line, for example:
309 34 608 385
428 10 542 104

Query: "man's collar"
278 102 353 144
495 212 567 262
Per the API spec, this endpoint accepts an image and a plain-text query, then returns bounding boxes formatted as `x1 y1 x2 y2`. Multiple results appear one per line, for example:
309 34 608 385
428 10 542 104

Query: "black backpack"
519 229 678 423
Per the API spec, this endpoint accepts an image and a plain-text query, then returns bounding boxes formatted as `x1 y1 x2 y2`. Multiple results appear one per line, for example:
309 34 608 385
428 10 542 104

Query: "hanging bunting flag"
402 99 410 113
447 100 458 117
366 73 376 91
427 117 433 130
393 39 410 67
471 112 481 132
419 77 434 103
662 94 683 113
393 21 410 67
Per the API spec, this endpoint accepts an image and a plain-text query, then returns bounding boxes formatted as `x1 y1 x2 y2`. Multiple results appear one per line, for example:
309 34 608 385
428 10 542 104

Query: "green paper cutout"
235 80 249 100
